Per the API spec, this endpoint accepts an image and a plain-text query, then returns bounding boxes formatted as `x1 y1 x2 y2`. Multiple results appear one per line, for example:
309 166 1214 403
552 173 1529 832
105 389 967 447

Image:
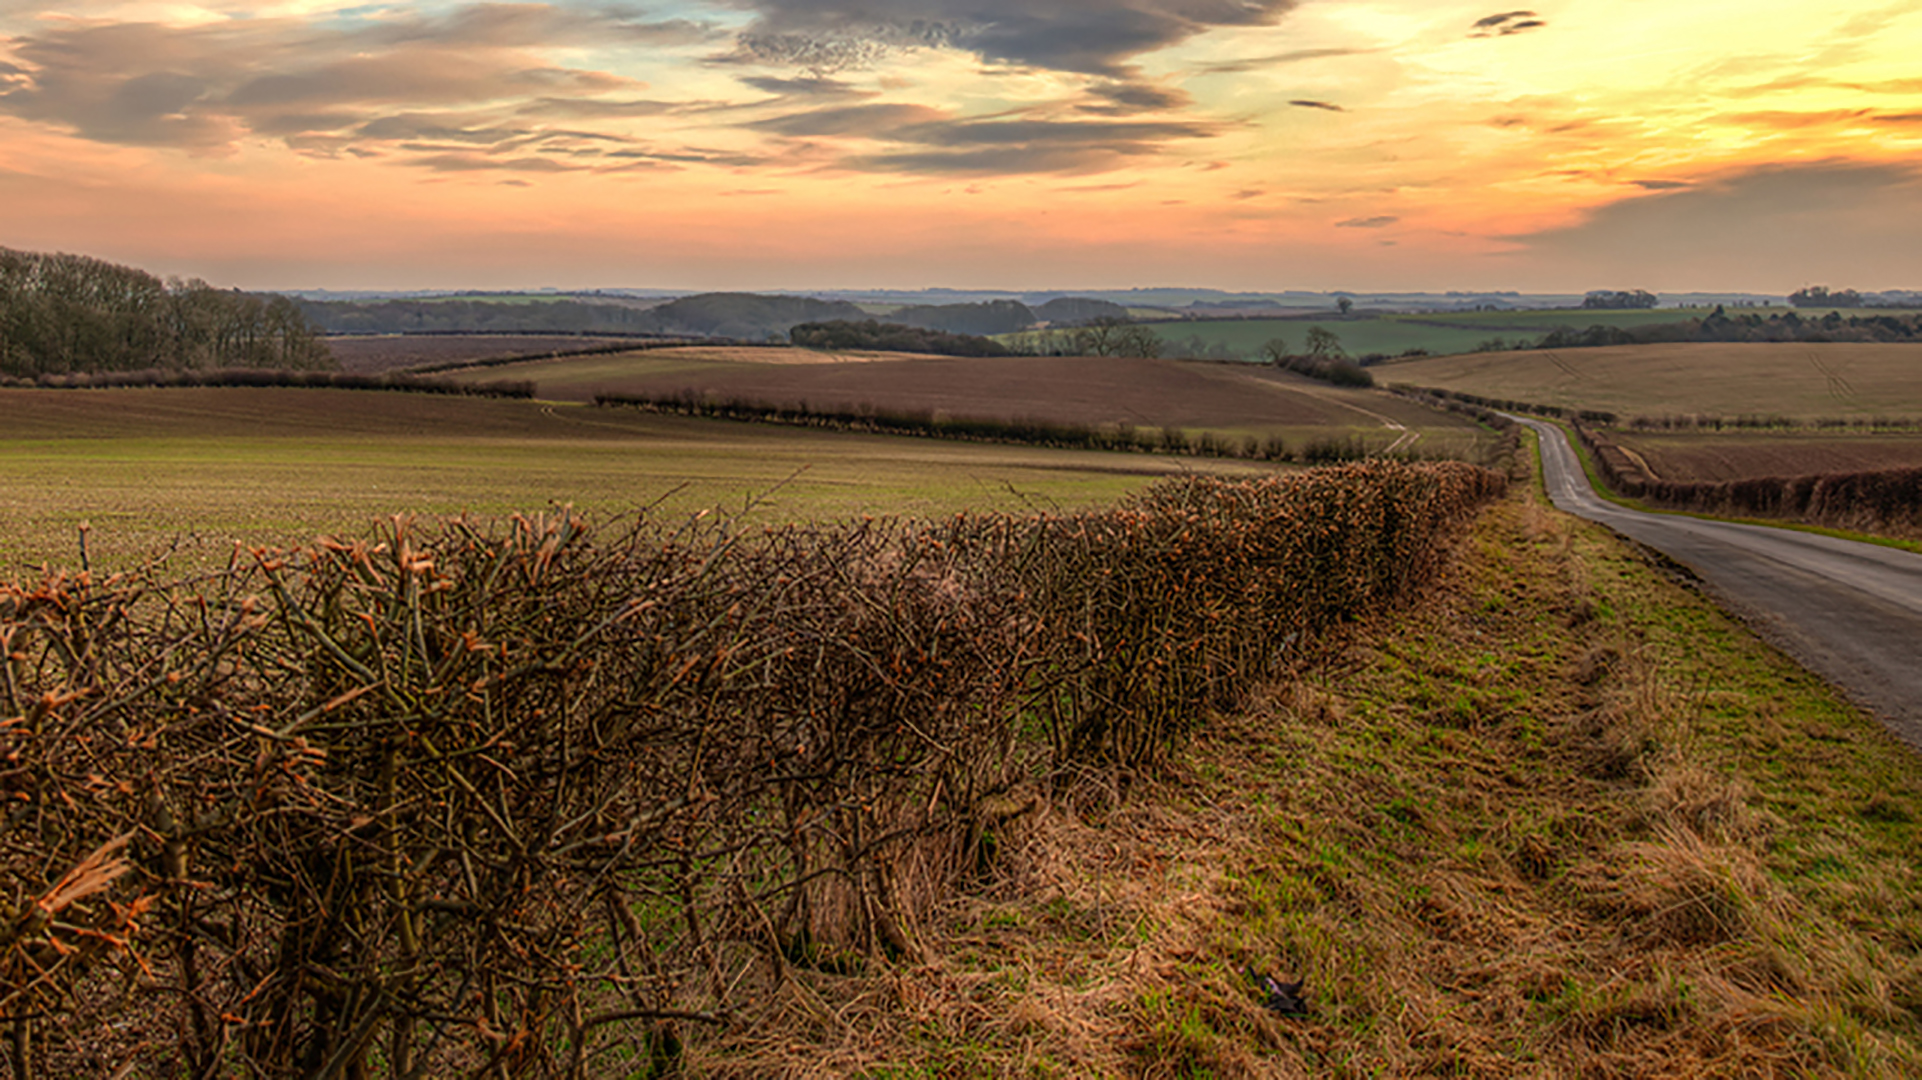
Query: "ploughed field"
0 387 1282 571
326 333 665 374
448 346 1492 455
1611 431 1922 483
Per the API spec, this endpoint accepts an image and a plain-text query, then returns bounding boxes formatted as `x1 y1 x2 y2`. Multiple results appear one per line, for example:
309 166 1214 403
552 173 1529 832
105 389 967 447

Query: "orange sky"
2 1 1919 292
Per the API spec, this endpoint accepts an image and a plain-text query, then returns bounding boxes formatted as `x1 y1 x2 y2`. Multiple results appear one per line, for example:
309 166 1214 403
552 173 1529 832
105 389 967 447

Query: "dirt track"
1520 416 1922 750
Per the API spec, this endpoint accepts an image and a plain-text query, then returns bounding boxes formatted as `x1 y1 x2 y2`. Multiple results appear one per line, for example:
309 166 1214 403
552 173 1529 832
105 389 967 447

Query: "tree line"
789 318 1017 356
0 247 331 377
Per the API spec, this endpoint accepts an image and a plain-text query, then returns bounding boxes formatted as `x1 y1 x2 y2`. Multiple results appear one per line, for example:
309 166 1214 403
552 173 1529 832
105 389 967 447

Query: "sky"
1 0 1919 293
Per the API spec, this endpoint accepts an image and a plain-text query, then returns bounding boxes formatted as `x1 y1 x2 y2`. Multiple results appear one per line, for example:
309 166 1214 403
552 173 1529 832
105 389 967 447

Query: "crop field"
1148 307 1729 360
449 346 1496 454
325 333 666 374
0 387 1278 571
1610 431 1922 482
1382 341 1922 420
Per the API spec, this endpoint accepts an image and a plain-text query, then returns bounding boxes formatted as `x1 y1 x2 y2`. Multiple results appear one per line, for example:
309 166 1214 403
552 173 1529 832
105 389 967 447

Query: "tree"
1069 317 1162 357
1789 285 1862 309
1582 289 1658 310
1336 296 1353 317
1304 325 1344 359
1261 337 1289 367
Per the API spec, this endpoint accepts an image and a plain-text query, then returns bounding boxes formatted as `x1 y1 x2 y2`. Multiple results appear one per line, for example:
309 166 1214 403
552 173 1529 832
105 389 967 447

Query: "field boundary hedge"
0 367 535 398
0 462 1502 1075
597 389 1383 464
1576 423 1922 537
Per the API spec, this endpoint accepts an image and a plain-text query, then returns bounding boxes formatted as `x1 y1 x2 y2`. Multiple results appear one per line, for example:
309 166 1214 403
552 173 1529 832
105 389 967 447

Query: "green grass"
0 387 1277 572
1150 308 1731 361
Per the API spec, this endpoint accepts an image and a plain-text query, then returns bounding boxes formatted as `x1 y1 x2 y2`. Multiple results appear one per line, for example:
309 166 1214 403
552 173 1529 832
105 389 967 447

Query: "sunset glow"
2 0 1918 291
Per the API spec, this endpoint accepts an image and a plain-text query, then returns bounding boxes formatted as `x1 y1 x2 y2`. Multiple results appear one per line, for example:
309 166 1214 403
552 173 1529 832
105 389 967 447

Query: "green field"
1149 307 1734 361
1380 341 1922 420
0 387 1285 572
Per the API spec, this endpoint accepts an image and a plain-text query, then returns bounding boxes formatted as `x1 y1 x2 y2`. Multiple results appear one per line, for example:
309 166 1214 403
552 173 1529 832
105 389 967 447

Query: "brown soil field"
1381 342 1922 420
469 349 1486 446
1611 431 1922 482
325 334 658 374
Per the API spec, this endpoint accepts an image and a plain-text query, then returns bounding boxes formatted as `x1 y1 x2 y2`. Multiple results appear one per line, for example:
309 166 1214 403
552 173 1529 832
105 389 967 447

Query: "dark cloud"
1289 99 1344 112
811 110 1219 175
1195 46 1371 75
1079 80 1192 115
1336 215 1397 228
733 0 1302 77
1470 11 1545 37
1514 160 1922 284
738 74 869 97
1630 179 1690 190
1877 112 1922 124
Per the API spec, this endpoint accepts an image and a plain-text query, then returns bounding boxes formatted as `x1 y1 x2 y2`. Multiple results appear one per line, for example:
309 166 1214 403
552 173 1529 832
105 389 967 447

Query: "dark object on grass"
1245 967 1310 1015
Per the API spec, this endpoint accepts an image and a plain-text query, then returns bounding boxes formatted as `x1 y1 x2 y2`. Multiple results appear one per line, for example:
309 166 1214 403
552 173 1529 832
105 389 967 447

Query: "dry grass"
678 477 1922 1077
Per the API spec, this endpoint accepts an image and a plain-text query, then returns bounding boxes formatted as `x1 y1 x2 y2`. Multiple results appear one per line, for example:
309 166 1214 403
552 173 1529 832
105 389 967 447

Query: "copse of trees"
789 319 1016 356
1789 285 1864 308
889 299 1036 336
0 247 332 377
1582 289 1659 309
1261 329 1375 387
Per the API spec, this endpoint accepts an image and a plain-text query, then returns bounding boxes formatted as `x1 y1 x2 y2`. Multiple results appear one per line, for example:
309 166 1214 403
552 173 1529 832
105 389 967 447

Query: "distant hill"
644 293 865 339
889 299 1036 336
301 291 865 341
1035 297 1131 325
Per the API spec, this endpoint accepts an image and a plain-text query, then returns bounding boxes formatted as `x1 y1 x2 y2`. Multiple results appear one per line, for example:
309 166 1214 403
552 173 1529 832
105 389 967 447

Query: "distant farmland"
1381 341 1922 420
1147 307 1728 360
447 346 1496 457
326 333 677 374
1609 432 1922 483
0 387 1272 570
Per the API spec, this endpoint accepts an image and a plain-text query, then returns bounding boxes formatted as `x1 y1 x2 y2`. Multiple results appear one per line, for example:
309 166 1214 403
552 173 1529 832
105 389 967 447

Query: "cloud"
738 74 869 98
1337 215 1397 228
1470 11 1546 37
731 0 1302 78
1195 46 1371 76
1079 80 1191 116
0 4 705 157
745 97 1219 174
1630 179 1690 190
1513 160 1922 287
1289 99 1344 112
749 102 946 137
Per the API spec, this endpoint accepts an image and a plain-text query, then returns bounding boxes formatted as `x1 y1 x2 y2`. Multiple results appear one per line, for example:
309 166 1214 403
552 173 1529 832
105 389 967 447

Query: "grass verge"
1548 417 1922 554
683 458 1922 1076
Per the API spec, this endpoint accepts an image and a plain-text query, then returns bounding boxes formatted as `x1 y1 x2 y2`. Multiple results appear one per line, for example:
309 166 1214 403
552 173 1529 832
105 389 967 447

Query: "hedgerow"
0 461 1501 1076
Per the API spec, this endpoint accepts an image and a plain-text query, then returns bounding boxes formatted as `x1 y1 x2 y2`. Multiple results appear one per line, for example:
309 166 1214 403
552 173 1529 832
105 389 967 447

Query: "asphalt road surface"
1516 416 1922 750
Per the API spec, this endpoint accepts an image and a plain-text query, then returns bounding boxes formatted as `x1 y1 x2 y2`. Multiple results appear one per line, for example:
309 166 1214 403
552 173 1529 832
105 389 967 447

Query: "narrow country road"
1515 416 1922 750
